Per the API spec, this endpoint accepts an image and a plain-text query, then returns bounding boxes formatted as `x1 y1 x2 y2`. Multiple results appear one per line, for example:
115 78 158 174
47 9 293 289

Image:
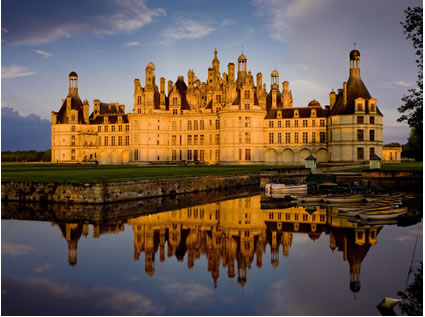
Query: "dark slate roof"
56 90 86 124
330 73 383 116
370 154 382 161
265 107 329 119
205 99 213 109
89 114 129 124
350 49 360 59
254 90 260 106
232 90 241 105
305 155 317 161
174 77 191 110
69 71 78 77
266 90 283 111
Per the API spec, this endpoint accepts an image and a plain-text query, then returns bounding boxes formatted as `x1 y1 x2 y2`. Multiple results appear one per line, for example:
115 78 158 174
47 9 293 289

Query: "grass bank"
331 162 423 173
1 163 301 183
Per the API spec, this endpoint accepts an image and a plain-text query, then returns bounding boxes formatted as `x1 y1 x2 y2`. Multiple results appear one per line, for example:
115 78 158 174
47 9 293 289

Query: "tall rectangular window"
187 150 192 160
200 120 204 130
125 135 130 146
104 136 108 146
126 125 130 132
118 125 122 132
111 136 115 146
312 132 316 143
285 132 290 144
98 126 102 132
194 120 198 130
312 120 315 127
295 132 299 143
245 149 251 161
303 120 308 127
269 121 274 128
357 116 364 124
295 120 298 128
357 148 364 160
200 150 205 161
215 120 220 129
370 130 375 141
303 132 308 143
172 135 177 145
278 121 281 128
188 120 192 130
320 119 325 127
369 147 375 160
370 116 375 124
194 135 198 145
118 136 122 146
134 149 139 160
320 132 325 143
111 125 115 132
245 132 251 144
239 149 242 160
269 133 274 144
172 150 177 161
245 117 251 128
105 126 108 132
172 121 177 131
215 134 220 145
286 120 290 128
187 135 192 145
200 135 204 145
357 129 364 141
278 132 282 144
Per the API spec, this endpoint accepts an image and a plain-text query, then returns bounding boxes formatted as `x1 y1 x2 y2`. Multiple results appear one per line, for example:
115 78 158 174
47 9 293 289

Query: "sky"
1 0 422 144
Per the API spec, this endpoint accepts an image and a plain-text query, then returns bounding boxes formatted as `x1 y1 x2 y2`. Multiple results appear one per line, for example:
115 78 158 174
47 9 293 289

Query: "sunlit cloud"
158 19 215 45
2 242 34 257
380 80 415 89
35 49 53 59
1 27 8 33
162 282 213 304
34 263 51 273
124 41 141 47
3 0 165 45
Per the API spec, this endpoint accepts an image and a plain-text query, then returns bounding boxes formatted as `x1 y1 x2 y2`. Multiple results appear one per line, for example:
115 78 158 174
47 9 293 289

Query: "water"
1 192 422 315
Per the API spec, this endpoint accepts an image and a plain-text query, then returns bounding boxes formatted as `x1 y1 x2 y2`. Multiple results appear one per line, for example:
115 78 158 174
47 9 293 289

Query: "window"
98 136 102 145
98 126 102 132
238 117 242 127
239 132 242 144
72 125 75 132
200 150 205 161
194 120 198 130
194 135 198 145
245 132 250 144
278 132 282 144
126 125 130 132
357 148 364 160
303 120 308 127
295 120 298 128
370 147 375 160
285 132 290 144
239 149 242 160
370 116 375 124
216 120 220 129
71 114 76 121
357 116 364 124
312 132 316 143
137 96 141 104
312 120 315 127
172 135 177 145
269 133 274 144
285 120 290 128
320 119 325 127
179 135 182 145
358 102 364 111
245 149 251 161
200 120 204 130
172 121 177 131
278 121 281 128
111 136 115 146
320 132 325 143
118 125 122 132
172 109 178 115
111 125 115 132
125 136 130 146
244 104 250 110
295 132 299 143
244 90 250 99
118 136 122 146
200 135 204 145
370 130 375 141
172 150 177 161
104 126 108 132
215 134 220 145
269 121 274 128
370 103 376 112
187 150 192 160
286 213 290 220
303 132 308 143
245 117 251 128
104 136 108 146
215 150 220 160
187 135 192 145
188 120 192 130
357 129 364 141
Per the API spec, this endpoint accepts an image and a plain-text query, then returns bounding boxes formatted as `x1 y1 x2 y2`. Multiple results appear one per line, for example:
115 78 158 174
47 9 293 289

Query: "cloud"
1 27 8 33
35 49 52 59
380 80 415 89
162 282 213 304
159 19 215 44
2 242 34 257
124 41 141 47
34 263 50 273
2 64 36 79
221 18 236 26
3 0 165 45
2 277 164 315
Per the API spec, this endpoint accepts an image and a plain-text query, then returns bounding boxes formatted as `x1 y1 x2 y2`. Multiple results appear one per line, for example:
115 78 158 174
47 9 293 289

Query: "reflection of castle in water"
53 196 382 292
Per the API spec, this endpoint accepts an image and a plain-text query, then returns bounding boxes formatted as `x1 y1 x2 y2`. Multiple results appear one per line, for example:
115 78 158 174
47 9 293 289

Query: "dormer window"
357 102 363 111
277 111 282 119
311 110 316 117
370 103 376 112
294 110 299 118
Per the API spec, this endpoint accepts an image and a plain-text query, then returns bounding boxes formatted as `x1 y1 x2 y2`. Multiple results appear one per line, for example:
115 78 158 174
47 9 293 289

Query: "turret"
188 69 194 89
349 49 360 77
168 80 173 96
145 61 155 89
83 99 89 123
212 48 220 73
228 63 235 83
160 77 166 107
237 53 247 85
256 72 262 96
329 89 336 108
68 71 78 95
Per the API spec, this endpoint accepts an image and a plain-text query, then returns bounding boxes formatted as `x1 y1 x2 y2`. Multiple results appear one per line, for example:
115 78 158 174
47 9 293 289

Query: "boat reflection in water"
50 194 397 294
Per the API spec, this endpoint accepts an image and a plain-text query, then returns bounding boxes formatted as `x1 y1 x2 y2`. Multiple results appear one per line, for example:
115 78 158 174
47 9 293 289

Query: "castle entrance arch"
282 148 294 166
265 148 278 165
111 151 121 164
316 148 328 163
98 151 111 165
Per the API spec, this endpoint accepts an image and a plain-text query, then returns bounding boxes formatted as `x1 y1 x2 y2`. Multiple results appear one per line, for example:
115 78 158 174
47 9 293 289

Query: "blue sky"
1 0 422 144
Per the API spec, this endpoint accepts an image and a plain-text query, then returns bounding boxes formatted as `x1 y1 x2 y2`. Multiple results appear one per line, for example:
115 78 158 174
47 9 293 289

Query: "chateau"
51 49 383 165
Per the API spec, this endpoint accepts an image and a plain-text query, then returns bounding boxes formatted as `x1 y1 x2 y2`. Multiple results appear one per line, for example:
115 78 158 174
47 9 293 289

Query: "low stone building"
382 146 402 163
51 49 383 165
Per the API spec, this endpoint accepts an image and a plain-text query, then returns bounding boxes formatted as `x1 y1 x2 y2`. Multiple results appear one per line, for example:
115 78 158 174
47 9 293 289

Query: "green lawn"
333 162 423 173
1 163 300 183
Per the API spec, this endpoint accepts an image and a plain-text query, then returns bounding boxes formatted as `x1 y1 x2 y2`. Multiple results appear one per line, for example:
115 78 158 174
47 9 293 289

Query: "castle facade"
51 49 383 165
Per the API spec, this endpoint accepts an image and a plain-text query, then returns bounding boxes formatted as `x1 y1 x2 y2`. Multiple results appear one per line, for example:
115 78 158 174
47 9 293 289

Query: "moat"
1 191 422 315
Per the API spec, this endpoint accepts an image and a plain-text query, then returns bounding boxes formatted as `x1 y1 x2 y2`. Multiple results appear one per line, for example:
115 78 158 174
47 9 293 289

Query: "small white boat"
265 183 307 194
324 195 363 203
358 207 408 220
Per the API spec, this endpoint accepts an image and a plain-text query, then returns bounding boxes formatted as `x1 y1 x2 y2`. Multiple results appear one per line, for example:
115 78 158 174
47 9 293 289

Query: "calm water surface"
1 193 422 315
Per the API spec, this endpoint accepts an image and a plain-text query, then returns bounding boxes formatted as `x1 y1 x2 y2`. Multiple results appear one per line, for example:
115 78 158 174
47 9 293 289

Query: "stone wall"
2 174 261 204
259 168 310 189
361 170 422 193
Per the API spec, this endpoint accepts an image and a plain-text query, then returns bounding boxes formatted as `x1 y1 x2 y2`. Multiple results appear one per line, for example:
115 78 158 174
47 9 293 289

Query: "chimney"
329 89 336 108
343 82 347 105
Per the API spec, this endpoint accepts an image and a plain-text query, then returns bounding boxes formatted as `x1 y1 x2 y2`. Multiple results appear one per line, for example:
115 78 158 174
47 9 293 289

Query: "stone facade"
51 49 383 165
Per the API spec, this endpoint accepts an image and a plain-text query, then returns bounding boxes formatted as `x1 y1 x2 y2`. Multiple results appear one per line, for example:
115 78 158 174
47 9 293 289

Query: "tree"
397 7 423 161
398 262 423 316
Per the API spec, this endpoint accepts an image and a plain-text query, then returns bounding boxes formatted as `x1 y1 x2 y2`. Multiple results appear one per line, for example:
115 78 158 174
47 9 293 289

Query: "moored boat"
358 207 408 220
291 194 327 202
265 183 307 194
324 194 363 203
